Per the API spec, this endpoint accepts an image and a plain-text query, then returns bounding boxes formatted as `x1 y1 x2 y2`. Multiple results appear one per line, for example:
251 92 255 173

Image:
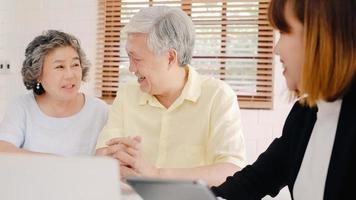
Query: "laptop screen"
0 154 121 200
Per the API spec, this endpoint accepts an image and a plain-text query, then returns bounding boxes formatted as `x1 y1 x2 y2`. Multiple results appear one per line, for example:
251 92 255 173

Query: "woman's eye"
72 63 81 67
55 65 64 69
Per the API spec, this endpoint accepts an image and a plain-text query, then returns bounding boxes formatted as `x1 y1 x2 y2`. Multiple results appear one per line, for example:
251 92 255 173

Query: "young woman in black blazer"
212 0 356 199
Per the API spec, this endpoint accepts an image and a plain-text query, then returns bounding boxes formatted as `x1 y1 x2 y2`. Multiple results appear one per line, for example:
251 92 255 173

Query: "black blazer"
212 81 356 200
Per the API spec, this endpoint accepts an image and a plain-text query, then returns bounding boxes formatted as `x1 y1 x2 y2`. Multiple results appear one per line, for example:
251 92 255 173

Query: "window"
96 0 274 109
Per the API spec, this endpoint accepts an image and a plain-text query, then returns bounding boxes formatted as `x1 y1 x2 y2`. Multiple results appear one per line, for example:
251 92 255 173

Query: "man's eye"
129 55 141 63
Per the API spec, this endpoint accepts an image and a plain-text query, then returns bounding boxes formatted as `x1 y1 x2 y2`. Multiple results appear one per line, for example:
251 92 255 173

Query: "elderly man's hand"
95 145 121 156
106 136 160 179
96 140 133 166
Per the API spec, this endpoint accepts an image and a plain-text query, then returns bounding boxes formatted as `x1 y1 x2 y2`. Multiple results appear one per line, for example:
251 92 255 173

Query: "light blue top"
0 92 108 156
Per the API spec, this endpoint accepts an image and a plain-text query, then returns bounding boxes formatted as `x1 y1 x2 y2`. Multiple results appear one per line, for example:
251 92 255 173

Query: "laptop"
0 154 121 200
126 177 217 200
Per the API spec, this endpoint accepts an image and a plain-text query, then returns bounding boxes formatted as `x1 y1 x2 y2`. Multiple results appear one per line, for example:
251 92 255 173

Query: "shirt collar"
181 65 202 102
138 65 203 107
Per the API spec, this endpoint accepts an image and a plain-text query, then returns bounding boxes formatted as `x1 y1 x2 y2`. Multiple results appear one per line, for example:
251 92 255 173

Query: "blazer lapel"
289 105 317 197
324 80 356 199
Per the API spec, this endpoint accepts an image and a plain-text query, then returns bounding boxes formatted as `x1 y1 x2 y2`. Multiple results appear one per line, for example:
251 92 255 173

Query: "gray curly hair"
21 30 90 95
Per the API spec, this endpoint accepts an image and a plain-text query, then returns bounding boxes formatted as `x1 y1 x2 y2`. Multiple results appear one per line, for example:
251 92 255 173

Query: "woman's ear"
37 73 43 82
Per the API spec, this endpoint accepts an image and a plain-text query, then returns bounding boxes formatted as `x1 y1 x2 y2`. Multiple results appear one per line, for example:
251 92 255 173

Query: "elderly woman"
211 0 356 199
96 6 246 186
0 30 108 156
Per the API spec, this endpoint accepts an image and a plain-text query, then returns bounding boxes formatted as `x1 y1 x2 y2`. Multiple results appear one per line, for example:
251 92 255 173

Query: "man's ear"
167 49 178 67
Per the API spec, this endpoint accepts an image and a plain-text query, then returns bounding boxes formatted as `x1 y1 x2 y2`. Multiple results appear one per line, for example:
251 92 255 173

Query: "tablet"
126 177 217 200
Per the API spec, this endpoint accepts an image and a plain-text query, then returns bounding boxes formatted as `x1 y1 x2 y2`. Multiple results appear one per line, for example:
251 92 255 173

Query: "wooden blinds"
96 0 274 108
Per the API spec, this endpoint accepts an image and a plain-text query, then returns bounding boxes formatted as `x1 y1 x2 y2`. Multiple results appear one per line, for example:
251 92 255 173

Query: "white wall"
0 0 293 199
0 0 97 117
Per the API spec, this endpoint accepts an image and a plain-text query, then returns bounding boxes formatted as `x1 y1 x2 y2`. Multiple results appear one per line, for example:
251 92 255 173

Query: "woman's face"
274 2 304 91
39 46 82 102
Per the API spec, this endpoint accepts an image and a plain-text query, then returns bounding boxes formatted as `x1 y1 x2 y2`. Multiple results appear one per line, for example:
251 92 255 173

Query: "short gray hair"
21 30 90 94
124 6 195 66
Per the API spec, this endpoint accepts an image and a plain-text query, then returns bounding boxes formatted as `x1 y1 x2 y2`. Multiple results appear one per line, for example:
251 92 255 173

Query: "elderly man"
96 6 246 186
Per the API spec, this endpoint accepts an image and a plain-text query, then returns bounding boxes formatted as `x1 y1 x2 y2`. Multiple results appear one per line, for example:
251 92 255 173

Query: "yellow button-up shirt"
96 66 246 168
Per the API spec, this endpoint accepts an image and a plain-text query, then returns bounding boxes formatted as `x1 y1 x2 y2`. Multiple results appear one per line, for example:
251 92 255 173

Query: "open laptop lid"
0 154 121 200
126 177 217 200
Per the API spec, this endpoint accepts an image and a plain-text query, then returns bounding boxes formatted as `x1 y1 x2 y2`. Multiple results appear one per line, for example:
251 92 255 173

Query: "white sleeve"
0 98 26 147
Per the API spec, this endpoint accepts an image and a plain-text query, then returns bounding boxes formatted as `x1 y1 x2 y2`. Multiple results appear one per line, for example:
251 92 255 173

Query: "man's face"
126 33 170 95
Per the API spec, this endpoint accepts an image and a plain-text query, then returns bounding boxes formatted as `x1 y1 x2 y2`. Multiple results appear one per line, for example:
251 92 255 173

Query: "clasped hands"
96 136 159 180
